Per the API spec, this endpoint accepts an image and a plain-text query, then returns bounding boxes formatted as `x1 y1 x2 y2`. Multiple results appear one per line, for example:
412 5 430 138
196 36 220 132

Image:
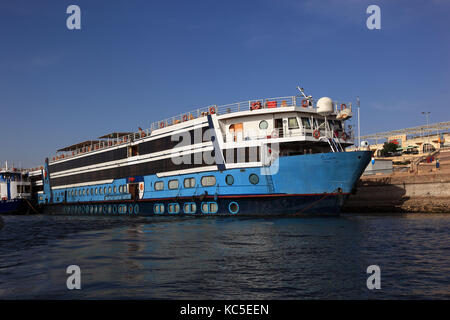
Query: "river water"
0 213 449 299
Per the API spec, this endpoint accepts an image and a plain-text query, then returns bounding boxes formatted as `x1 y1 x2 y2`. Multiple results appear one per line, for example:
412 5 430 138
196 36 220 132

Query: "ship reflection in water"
0 214 449 299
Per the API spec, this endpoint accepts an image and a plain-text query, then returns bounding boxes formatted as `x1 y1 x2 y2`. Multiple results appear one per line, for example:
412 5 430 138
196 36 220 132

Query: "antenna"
296 86 312 100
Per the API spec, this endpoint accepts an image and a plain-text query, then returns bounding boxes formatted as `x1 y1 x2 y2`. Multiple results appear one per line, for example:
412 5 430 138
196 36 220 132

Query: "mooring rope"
293 189 339 216
25 199 40 215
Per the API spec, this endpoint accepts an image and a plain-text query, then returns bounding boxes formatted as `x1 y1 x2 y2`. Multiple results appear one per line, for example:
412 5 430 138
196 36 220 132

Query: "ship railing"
224 127 353 143
49 96 353 163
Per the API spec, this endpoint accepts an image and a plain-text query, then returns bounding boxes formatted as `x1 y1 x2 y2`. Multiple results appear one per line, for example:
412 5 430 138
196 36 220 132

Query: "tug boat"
0 163 32 214
32 87 371 216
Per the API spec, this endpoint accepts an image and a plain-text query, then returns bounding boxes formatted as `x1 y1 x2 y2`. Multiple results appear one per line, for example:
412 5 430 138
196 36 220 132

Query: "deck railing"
49 95 352 163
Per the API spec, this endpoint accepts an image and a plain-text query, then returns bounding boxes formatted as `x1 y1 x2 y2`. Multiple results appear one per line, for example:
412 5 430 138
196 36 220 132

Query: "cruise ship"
33 88 371 216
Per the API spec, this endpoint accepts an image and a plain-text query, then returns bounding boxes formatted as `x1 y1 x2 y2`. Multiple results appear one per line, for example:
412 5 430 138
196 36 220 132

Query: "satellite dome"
316 97 334 115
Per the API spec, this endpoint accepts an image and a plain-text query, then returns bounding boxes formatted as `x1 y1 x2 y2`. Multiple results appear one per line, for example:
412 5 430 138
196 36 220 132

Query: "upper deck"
48 94 353 164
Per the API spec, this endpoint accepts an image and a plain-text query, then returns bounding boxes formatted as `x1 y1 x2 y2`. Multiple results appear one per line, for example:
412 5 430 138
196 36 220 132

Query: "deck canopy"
98 132 132 139
57 140 101 152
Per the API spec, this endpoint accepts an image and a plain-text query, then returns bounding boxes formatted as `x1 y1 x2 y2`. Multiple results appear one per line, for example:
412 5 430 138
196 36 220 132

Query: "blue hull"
40 151 371 216
0 199 28 214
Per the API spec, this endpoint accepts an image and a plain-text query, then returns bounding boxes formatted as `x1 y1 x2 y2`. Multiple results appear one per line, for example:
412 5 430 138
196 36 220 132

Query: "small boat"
0 163 33 214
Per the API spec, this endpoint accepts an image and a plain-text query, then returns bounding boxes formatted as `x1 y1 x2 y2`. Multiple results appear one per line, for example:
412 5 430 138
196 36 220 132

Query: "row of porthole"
58 185 129 198
64 204 139 215
62 202 240 215
154 173 260 192
153 201 240 214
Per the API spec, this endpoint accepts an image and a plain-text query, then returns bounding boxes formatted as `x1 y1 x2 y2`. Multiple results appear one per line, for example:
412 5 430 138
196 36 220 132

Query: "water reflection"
0 214 449 299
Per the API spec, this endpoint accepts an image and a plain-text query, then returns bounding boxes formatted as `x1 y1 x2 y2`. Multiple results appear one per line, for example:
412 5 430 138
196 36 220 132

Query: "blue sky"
1 0 449 167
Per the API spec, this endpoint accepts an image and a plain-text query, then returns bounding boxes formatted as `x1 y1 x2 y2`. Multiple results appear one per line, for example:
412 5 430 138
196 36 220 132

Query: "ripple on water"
0 213 449 299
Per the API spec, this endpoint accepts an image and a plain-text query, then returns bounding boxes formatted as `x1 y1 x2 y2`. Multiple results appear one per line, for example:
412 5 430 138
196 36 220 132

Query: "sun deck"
49 95 353 163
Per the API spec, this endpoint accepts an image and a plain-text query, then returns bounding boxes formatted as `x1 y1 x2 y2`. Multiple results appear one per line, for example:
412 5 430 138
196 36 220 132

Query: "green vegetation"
381 142 400 157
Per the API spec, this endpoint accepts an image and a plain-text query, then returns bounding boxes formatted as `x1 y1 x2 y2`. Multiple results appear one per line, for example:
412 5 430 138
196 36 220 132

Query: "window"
103 187 107 194
114 186 117 194
119 185 123 193
123 185 127 193
83 189 86 196
108 187 112 194
317 118 325 130
225 175 234 185
288 117 299 129
154 181 164 191
168 180 179 190
95 188 98 195
87 188 90 196
301 117 311 129
249 174 259 185
184 177 196 188
328 120 335 131
100 187 103 195
128 145 139 157
201 176 216 187
259 120 268 130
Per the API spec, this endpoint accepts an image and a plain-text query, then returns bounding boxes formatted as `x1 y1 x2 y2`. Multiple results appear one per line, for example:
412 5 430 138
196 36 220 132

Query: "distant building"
350 121 450 157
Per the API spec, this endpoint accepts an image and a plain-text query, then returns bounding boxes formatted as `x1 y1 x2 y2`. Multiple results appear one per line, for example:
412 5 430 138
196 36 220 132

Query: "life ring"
182 114 188 121
251 101 262 110
313 130 320 139
272 130 279 138
341 103 346 110
160 121 165 128
301 99 308 108
341 132 348 141
209 106 216 114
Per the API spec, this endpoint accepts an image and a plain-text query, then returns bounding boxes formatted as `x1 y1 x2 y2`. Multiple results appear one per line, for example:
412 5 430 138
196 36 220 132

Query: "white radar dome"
361 141 369 147
316 97 334 115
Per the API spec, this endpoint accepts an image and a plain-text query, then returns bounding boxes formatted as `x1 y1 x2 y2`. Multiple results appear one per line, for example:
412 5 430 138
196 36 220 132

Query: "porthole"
154 181 164 191
184 177 196 188
168 203 180 214
209 202 218 213
201 202 218 214
183 202 197 214
103 187 107 194
108 187 112 194
201 176 216 187
153 204 165 214
114 186 117 194
119 185 123 193
229 202 239 214
168 180 179 190
225 175 234 185
259 120 268 130
83 189 86 196
249 174 259 185
95 188 98 195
